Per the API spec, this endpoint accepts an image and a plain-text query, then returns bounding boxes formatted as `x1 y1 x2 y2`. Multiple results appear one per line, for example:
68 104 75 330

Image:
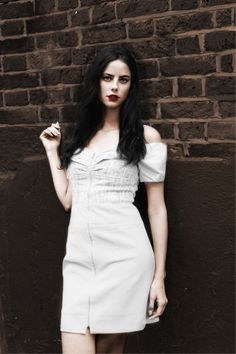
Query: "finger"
51 122 61 131
52 121 60 126
148 311 159 320
148 297 155 316
45 127 60 137
50 126 61 135
155 300 168 316
43 128 54 137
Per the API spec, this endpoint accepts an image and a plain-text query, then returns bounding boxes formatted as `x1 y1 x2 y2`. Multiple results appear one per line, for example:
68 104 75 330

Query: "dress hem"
60 323 147 334
60 316 160 334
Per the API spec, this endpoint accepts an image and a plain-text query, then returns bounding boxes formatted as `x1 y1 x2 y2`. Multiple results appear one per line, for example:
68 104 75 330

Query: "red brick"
152 122 175 139
137 61 159 79
161 100 214 118
140 102 157 119
117 0 168 18
27 14 68 34
219 100 235 118
208 121 235 140
81 0 114 4
92 3 116 24
221 54 233 73
49 49 72 67
129 38 175 59
36 34 57 49
179 122 205 139
58 0 78 10
0 73 39 90
216 8 232 27
41 69 62 86
47 88 71 104
176 36 200 55
171 0 198 10
41 67 83 86
82 23 126 45
201 0 235 6
0 1 33 19
0 37 34 55
61 67 84 84
72 47 97 65
2 20 24 37
160 55 216 76
3 55 27 72
188 142 234 158
57 31 78 47
128 20 154 39
178 79 202 97
206 77 235 96
155 12 213 35
35 0 55 14
139 80 172 99
0 108 38 124
29 89 48 105
71 8 90 27
5 91 29 106
205 31 235 52
40 106 60 122
27 52 50 70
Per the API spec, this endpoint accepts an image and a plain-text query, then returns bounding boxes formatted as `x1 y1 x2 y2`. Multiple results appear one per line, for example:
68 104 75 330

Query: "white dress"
60 142 167 334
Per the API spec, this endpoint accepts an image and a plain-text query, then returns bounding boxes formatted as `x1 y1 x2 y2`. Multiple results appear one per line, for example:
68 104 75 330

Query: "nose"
111 79 118 92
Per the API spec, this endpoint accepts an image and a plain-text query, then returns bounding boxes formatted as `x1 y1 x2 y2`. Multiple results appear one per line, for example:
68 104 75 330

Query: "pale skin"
39 59 168 354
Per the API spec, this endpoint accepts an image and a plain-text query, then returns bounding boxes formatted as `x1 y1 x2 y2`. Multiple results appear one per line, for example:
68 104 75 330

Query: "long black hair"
59 45 147 169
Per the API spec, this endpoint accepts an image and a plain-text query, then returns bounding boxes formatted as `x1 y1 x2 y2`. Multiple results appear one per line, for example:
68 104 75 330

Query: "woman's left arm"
145 181 169 319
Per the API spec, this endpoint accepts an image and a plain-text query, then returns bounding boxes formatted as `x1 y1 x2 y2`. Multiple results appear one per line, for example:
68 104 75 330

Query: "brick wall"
0 0 235 179
0 0 235 352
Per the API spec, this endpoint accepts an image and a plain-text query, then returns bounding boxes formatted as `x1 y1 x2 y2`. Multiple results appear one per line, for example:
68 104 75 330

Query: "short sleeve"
138 142 167 183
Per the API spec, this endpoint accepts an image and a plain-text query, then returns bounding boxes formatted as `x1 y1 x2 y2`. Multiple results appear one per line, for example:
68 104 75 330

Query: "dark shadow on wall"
0 154 234 353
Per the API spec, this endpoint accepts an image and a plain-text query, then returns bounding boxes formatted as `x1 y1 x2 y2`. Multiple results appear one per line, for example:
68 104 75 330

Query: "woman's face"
99 59 131 109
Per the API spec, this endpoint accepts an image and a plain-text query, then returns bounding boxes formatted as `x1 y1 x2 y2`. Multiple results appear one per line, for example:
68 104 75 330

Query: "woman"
39 45 168 354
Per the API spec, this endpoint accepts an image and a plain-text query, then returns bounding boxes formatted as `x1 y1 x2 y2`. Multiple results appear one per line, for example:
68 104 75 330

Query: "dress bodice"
67 142 167 205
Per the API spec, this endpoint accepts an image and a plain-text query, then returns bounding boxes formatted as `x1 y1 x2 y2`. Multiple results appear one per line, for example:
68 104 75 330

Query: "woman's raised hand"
39 121 61 153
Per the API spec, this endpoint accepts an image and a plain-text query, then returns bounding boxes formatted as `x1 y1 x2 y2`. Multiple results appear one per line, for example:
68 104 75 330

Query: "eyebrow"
103 73 130 78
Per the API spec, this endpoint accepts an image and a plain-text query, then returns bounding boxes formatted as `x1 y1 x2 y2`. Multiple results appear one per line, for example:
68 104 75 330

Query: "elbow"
148 204 167 217
64 203 71 212
63 194 72 212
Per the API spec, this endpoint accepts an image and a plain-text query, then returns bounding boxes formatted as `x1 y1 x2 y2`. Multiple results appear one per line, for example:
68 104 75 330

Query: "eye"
102 75 112 81
119 77 129 84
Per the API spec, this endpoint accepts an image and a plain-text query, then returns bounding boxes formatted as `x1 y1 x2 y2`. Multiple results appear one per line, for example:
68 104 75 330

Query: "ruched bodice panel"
66 142 167 205
67 147 139 204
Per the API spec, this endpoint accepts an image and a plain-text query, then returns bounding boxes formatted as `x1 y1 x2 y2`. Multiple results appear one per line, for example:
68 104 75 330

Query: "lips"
107 95 119 101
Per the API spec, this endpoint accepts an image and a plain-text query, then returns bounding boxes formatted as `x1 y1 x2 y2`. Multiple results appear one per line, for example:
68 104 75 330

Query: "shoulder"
143 124 163 143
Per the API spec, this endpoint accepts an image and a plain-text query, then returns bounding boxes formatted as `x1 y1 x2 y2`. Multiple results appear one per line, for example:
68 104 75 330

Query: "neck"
102 107 120 130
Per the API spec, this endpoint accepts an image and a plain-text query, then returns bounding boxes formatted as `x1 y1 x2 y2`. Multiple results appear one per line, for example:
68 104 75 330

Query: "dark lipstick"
108 95 119 101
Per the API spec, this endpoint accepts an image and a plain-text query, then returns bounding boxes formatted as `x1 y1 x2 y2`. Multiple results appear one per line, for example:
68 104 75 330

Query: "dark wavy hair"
59 45 147 169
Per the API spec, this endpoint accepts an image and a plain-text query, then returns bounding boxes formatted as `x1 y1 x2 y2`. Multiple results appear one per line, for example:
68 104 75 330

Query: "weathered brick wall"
0 0 235 175
0 0 235 353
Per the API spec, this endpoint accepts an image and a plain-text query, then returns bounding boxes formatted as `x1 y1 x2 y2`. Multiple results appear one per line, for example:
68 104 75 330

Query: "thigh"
96 332 128 353
61 327 96 354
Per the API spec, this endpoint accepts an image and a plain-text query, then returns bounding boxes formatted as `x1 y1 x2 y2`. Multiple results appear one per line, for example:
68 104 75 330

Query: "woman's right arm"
46 149 72 212
39 122 72 212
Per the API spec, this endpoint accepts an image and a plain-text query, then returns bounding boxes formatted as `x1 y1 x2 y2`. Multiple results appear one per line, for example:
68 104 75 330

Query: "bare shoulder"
143 124 163 143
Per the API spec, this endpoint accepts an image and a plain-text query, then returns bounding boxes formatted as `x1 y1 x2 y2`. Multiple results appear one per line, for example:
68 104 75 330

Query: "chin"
103 101 121 108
